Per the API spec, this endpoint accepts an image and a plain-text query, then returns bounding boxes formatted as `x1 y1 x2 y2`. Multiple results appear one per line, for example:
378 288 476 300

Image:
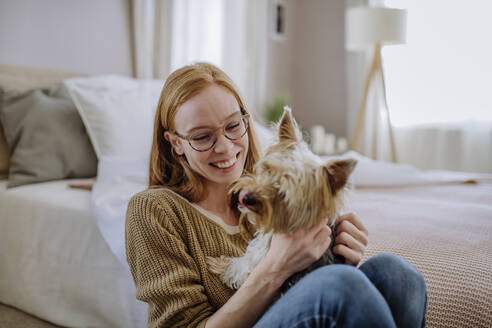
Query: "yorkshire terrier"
207 107 357 295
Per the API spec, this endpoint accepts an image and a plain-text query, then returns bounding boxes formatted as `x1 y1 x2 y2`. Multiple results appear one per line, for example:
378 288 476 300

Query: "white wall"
0 0 349 137
266 0 347 138
264 0 294 108
0 0 133 76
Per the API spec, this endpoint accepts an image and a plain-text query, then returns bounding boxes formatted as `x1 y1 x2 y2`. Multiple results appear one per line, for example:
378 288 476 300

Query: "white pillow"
63 76 164 160
92 156 148 268
253 120 275 153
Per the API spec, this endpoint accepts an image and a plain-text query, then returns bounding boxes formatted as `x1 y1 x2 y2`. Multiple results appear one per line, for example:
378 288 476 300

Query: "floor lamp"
345 6 407 163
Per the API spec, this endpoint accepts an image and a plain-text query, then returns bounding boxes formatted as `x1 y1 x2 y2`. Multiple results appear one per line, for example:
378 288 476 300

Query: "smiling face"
166 84 249 191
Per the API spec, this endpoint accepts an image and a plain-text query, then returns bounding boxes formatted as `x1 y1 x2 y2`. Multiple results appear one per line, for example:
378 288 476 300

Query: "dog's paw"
206 256 231 275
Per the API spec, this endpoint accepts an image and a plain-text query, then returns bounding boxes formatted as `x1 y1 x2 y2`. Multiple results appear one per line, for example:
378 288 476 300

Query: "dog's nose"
239 189 256 206
238 189 248 206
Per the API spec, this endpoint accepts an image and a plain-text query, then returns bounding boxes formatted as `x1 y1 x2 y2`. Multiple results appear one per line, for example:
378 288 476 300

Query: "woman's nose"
213 133 234 153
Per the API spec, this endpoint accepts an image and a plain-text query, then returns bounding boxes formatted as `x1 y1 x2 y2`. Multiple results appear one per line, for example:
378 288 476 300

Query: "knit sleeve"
125 191 213 328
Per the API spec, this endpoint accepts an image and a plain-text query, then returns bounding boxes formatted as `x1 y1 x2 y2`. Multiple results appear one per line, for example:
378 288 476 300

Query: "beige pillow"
0 86 97 188
0 125 8 179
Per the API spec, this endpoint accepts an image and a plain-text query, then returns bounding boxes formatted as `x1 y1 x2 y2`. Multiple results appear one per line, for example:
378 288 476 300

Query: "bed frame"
0 64 83 91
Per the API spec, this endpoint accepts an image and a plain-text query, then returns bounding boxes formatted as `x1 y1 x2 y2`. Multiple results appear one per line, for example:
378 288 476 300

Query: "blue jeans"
254 253 427 328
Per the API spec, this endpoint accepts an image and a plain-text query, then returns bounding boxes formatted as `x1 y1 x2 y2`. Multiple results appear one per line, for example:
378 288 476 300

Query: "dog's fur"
207 107 357 294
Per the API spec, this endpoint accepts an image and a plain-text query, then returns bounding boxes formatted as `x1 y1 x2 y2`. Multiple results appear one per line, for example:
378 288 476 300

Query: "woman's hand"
263 219 332 281
333 212 369 266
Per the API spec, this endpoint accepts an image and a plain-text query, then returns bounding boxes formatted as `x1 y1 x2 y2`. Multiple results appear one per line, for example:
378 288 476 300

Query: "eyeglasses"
174 113 250 152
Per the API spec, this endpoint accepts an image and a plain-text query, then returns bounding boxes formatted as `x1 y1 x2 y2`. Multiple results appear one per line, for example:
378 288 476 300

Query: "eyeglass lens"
189 118 248 151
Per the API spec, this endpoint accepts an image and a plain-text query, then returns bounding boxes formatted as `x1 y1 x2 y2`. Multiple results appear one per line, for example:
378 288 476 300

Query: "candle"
310 125 325 154
337 137 348 153
323 133 336 155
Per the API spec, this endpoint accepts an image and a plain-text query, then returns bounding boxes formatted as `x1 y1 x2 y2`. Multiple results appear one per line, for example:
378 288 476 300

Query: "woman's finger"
314 226 332 256
337 212 369 238
335 231 365 255
336 219 368 247
333 244 362 266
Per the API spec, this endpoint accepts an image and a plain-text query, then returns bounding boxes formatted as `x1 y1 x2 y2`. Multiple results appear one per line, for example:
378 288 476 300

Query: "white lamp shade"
345 7 407 51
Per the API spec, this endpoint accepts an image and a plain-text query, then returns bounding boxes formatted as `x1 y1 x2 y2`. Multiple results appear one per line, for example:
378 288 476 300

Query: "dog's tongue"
238 189 249 207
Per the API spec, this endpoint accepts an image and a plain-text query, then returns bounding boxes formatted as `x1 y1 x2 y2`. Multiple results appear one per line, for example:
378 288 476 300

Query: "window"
170 0 224 72
382 0 492 126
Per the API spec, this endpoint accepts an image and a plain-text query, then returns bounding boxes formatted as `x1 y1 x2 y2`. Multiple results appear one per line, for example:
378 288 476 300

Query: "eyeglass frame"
173 112 250 152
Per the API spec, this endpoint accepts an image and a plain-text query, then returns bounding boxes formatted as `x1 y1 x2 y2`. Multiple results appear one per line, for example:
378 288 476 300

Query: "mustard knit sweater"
125 188 253 328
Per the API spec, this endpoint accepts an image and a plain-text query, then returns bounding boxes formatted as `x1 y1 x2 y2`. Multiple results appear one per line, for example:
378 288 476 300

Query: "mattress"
0 180 147 328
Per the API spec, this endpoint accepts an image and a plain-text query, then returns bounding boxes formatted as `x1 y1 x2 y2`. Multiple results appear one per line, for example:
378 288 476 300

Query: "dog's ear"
278 106 299 142
323 159 357 194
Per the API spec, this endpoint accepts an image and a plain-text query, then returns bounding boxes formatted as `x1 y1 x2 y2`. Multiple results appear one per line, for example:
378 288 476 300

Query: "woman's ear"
164 131 185 155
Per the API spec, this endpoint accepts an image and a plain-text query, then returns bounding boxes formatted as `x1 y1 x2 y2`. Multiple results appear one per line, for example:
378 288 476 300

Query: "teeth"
214 158 237 168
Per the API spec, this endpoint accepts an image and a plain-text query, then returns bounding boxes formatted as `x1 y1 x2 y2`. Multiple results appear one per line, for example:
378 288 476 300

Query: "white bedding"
0 180 147 328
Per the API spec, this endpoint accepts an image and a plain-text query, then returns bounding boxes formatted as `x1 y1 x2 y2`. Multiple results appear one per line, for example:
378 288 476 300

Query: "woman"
125 62 427 328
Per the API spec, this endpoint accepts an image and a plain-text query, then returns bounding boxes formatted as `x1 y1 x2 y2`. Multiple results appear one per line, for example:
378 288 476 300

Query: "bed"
0 179 147 327
0 65 148 328
355 182 492 328
0 65 491 328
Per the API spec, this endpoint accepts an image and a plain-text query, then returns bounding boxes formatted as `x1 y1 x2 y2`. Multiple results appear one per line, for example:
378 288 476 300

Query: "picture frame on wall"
270 0 287 42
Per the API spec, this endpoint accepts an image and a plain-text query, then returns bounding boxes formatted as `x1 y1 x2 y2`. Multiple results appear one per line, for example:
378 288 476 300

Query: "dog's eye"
242 194 257 206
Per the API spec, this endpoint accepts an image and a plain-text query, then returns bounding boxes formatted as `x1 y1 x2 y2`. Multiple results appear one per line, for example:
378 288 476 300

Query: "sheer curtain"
132 0 173 79
382 0 492 173
169 0 224 71
131 0 269 114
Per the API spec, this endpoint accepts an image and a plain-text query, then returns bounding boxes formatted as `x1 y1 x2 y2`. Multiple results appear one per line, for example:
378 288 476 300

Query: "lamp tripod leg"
351 44 398 163
351 46 379 153
376 46 397 163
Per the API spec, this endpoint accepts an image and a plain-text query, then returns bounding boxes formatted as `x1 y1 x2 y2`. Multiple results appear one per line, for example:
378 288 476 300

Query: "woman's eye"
226 122 240 131
192 134 212 141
